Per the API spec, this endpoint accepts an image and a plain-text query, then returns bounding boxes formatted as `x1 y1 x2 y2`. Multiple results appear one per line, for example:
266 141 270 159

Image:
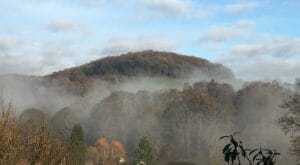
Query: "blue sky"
0 0 299 82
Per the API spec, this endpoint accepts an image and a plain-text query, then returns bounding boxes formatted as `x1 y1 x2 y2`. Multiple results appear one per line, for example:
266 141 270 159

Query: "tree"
157 144 177 164
134 136 155 165
21 121 66 165
111 140 126 164
51 107 79 139
0 100 22 165
279 95 300 162
18 108 49 132
296 78 300 92
94 137 126 165
67 123 86 165
86 146 98 165
95 137 110 165
0 98 66 165
18 107 66 165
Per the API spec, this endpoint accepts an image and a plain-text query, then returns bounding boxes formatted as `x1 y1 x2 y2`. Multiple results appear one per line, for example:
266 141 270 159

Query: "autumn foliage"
0 101 21 165
94 137 126 165
0 96 128 165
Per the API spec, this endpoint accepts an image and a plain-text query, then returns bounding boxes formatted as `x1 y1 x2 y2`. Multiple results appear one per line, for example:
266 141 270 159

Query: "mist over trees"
86 80 295 164
0 51 298 164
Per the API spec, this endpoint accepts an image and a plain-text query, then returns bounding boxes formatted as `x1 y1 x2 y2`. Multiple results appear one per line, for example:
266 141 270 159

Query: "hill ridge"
48 50 234 82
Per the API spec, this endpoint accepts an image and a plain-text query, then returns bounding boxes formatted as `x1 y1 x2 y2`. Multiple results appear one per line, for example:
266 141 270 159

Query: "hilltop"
48 50 234 82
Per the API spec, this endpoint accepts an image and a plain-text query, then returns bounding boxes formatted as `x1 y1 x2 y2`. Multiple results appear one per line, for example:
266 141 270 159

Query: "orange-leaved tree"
95 137 126 165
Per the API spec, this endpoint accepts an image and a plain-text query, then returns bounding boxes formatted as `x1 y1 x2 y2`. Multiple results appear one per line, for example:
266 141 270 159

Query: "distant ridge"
48 50 234 82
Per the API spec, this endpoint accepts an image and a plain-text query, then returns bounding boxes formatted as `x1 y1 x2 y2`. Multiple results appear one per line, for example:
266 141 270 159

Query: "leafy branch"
220 132 280 165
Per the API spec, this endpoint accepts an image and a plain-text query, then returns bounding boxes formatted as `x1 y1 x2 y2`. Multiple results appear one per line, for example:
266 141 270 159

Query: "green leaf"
225 149 232 162
223 144 231 154
231 150 237 161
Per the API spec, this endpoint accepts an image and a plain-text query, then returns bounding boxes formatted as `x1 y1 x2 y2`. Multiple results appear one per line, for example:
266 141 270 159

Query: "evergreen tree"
67 123 86 165
134 136 155 165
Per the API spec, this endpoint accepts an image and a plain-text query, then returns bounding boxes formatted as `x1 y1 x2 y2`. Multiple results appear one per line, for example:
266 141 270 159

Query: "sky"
0 0 299 82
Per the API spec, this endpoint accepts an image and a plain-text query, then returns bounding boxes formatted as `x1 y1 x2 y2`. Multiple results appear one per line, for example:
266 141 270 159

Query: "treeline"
0 99 167 165
0 101 128 165
1 80 298 164
87 80 295 164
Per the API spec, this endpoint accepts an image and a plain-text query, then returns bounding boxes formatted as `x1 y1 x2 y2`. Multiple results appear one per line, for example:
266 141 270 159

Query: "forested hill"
0 51 297 164
48 50 234 82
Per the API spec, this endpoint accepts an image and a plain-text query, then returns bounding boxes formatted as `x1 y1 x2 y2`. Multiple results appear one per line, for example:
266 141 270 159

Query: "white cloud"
222 38 300 60
0 37 23 51
0 38 79 75
235 19 256 28
192 10 212 19
198 20 255 43
0 24 21 33
224 2 259 14
39 46 76 67
79 0 106 7
271 39 300 57
101 36 176 55
0 54 43 75
225 44 269 59
130 0 212 19
225 57 300 82
140 0 190 15
218 38 300 82
199 26 244 42
45 20 91 34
